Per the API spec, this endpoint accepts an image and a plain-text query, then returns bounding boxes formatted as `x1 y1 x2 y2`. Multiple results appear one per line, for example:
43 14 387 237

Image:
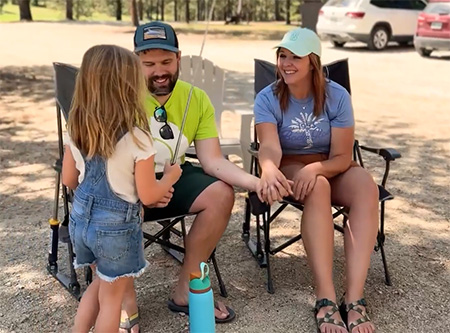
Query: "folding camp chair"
47 62 227 300
242 58 401 294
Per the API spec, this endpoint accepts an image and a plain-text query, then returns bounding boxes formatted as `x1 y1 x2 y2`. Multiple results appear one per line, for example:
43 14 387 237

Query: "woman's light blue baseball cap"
274 27 322 57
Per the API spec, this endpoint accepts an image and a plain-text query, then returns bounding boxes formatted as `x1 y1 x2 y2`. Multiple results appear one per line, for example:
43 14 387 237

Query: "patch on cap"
143 26 167 40
289 31 300 41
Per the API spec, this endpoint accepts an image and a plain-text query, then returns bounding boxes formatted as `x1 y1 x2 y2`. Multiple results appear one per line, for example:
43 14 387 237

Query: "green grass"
0 3 130 23
170 21 300 40
0 3 298 40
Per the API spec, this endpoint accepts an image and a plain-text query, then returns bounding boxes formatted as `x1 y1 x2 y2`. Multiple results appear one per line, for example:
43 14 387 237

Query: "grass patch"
0 3 130 23
168 21 301 40
0 4 298 40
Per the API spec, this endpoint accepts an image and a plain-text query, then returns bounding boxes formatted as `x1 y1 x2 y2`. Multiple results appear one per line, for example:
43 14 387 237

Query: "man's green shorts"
143 162 219 221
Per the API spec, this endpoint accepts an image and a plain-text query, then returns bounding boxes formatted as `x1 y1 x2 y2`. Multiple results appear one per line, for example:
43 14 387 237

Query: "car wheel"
368 26 389 50
332 40 346 48
418 48 432 57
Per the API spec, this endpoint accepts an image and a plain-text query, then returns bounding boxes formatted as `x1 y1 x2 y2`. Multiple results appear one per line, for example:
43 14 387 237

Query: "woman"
254 28 378 333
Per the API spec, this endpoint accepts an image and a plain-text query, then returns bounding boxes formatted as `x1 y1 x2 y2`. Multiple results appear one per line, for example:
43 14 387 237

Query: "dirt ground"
0 22 449 333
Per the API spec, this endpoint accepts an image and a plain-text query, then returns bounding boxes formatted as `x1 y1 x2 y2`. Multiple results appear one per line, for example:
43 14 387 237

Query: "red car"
414 0 450 56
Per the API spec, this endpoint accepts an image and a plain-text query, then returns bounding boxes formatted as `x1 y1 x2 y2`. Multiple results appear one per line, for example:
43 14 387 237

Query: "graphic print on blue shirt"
254 80 354 155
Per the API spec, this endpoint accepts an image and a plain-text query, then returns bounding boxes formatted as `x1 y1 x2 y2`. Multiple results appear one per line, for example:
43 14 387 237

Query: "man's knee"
207 181 235 208
191 180 234 213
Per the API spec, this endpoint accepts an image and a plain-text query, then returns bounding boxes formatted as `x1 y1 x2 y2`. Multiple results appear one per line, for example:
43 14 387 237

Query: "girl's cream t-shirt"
65 127 156 203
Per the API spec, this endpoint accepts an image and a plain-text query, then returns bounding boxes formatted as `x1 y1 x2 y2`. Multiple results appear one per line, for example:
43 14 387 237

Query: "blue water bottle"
188 262 215 333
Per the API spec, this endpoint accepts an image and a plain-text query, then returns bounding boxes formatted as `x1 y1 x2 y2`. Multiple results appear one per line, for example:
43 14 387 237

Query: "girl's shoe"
119 311 140 333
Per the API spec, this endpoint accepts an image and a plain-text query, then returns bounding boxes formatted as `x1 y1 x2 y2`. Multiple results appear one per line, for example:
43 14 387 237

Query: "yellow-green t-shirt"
145 79 218 172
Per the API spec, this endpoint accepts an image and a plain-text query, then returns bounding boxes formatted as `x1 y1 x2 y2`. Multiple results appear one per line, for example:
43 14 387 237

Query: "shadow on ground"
0 65 54 106
0 65 449 332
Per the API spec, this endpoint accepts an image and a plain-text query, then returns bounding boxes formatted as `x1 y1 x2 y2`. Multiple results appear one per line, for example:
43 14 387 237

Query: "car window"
409 0 426 10
326 0 360 7
371 0 425 10
425 2 450 14
370 0 397 9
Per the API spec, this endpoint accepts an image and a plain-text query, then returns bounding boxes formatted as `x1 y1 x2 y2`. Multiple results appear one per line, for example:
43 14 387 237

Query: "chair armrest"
359 145 402 161
233 109 254 116
248 146 258 158
357 143 401 189
234 109 254 172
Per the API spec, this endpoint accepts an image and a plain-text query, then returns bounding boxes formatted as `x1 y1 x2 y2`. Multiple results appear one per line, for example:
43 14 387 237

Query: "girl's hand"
146 187 174 208
163 161 182 183
259 164 293 205
292 163 320 201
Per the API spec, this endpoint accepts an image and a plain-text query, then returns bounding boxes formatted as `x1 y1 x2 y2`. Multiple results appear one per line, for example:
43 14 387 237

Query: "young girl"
62 44 182 333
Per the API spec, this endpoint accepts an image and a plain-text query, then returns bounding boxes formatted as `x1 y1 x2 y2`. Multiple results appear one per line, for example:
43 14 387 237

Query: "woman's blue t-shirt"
254 80 354 155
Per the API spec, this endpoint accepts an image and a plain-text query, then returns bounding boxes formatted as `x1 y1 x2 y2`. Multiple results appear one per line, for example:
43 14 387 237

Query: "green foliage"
0 0 306 23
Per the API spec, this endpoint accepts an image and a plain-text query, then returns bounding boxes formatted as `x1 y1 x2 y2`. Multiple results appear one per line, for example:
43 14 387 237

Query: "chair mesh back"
254 58 351 96
53 62 79 122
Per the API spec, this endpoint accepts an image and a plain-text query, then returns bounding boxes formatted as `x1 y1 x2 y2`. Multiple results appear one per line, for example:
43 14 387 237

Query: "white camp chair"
180 55 253 172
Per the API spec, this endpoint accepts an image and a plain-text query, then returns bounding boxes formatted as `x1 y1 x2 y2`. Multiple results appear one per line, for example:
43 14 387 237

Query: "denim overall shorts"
69 155 148 282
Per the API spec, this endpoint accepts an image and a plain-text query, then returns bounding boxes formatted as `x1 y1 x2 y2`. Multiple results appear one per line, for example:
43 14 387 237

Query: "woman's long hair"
274 51 326 117
68 44 150 159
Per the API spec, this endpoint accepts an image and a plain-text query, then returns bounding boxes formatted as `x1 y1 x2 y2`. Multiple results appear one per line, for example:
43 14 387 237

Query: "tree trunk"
275 0 281 21
286 0 291 25
137 0 143 20
145 0 151 20
248 0 253 22
236 0 242 16
116 0 122 21
185 0 189 23
160 0 164 21
197 0 200 21
18 0 33 21
130 0 139 26
65 0 73 20
174 0 178 21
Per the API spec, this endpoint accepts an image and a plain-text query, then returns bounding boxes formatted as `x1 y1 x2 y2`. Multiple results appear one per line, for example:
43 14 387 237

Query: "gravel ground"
0 22 449 333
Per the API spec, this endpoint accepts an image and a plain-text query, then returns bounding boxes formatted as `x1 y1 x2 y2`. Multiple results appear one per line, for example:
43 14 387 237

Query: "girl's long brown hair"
274 51 326 117
68 44 150 159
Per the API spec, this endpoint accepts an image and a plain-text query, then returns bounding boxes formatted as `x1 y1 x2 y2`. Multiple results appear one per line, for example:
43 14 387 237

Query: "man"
120 21 288 331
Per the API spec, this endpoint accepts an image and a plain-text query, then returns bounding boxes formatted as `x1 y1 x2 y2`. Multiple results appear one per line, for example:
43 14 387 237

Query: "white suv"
317 0 427 50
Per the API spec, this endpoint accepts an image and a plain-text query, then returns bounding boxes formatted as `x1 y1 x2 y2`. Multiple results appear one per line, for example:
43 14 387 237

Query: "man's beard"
147 68 179 96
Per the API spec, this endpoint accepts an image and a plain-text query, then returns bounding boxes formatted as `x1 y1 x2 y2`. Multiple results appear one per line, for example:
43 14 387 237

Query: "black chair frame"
47 62 227 300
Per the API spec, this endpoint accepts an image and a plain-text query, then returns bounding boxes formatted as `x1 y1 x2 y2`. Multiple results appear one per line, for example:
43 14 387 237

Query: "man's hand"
145 187 174 208
259 164 293 205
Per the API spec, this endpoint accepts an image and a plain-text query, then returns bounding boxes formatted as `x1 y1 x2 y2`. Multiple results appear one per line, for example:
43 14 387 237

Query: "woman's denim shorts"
69 194 148 282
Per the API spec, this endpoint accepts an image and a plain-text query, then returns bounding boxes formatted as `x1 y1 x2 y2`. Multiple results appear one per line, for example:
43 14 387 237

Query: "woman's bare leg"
330 167 378 332
282 163 347 333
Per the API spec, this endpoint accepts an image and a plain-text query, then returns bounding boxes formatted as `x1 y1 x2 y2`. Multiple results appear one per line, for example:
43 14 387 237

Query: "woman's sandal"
339 298 372 333
119 311 140 333
314 298 347 333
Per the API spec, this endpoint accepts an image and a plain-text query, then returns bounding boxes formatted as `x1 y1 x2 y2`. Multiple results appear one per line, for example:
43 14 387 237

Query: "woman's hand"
292 163 320 201
259 164 293 205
